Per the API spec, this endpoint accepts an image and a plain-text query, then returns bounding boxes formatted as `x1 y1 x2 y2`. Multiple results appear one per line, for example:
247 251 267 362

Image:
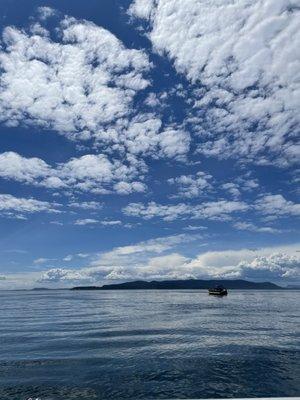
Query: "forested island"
71 279 282 290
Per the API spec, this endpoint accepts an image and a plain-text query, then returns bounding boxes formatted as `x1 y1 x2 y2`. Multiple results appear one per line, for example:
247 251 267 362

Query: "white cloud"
3 238 299 288
0 152 51 184
33 257 53 265
255 194 300 217
236 177 260 192
77 253 89 258
119 193 299 225
135 253 190 280
74 218 98 226
89 233 199 273
63 255 73 262
69 201 103 210
74 219 127 227
113 115 190 160
238 252 300 281
130 0 300 166
184 245 300 281
233 221 282 234
221 183 241 199
0 194 60 217
168 171 213 198
0 16 149 141
39 268 89 283
183 225 207 231
0 152 147 195
37 233 200 284
156 129 190 159
113 181 147 194
36 242 300 286
37 6 57 20
98 233 194 259
123 200 248 221
58 154 147 194
100 220 122 226
128 0 156 19
144 92 161 107
0 14 190 163
74 219 125 227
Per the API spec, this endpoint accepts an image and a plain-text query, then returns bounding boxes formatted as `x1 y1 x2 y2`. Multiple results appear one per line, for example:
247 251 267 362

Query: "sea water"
0 289 299 399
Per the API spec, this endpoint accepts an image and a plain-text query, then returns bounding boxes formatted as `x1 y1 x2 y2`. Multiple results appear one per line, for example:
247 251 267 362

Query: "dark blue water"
0 290 299 399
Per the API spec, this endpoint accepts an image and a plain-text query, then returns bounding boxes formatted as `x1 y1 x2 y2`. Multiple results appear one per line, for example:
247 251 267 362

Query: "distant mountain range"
71 279 282 291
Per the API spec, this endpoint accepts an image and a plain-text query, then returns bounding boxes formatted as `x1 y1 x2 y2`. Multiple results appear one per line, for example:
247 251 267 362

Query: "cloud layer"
130 0 300 166
123 200 249 221
0 16 149 139
0 194 59 218
0 4 299 289
36 240 300 286
0 151 147 194
0 15 190 161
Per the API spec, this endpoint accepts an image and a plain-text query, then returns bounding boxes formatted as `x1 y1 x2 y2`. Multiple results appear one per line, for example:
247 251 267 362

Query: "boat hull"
208 289 228 296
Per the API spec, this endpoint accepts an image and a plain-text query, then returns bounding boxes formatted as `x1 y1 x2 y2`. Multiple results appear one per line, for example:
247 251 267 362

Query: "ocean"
0 289 299 399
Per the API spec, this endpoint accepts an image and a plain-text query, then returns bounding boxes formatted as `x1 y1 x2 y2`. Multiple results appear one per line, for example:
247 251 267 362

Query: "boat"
208 285 228 296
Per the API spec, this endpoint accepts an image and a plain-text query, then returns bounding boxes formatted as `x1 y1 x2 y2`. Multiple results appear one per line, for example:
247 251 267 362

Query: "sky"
0 0 299 289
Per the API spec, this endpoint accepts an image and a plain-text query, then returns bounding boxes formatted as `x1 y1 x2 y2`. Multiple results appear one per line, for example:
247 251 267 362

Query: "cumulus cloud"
58 153 147 194
0 152 51 184
126 253 191 280
184 247 300 281
39 268 90 283
238 253 300 281
128 0 156 19
235 177 260 192
233 221 282 234
33 257 53 265
77 253 89 258
100 220 122 226
113 181 147 195
123 200 248 221
168 171 213 198
68 201 103 210
183 225 207 231
221 183 241 199
123 194 299 223
37 6 58 20
63 255 73 262
74 218 124 227
130 0 300 167
96 234 196 264
74 218 99 226
255 194 300 217
38 234 200 284
37 242 300 285
0 151 147 194
0 194 60 218
144 92 161 107
0 14 190 162
0 16 149 139
112 115 190 160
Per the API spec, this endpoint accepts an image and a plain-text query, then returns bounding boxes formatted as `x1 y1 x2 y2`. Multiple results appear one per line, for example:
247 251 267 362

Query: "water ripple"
0 290 299 399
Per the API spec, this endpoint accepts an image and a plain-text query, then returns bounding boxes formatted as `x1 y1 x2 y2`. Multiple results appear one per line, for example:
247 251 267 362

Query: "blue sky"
0 0 299 288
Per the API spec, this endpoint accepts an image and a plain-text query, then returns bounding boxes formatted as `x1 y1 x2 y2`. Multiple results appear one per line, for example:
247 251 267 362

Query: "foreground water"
0 290 299 399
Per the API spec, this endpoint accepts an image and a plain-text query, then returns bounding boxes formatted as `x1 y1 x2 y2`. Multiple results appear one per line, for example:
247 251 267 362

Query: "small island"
71 279 282 291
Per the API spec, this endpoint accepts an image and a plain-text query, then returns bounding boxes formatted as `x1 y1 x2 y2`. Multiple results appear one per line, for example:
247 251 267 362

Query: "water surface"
0 290 299 399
